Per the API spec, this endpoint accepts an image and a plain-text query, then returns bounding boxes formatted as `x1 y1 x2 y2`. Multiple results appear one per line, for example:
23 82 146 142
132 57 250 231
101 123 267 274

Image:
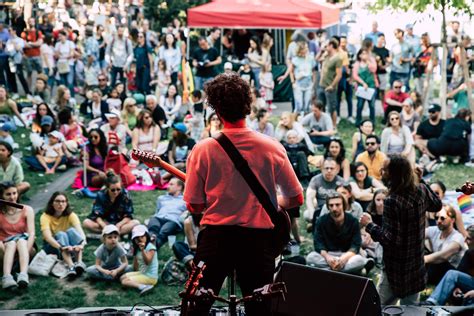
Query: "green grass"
1 115 465 310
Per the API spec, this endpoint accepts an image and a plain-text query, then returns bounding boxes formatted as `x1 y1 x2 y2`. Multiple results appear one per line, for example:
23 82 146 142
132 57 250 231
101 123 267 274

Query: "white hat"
102 224 119 236
224 62 233 70
131 224 149 240
48 130 64 141
105 109 121 121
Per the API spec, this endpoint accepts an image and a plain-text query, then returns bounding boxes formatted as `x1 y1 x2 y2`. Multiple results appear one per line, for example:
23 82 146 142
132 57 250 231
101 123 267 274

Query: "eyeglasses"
54 200 67 204
435 216 447 221
109 188 121 193
390 117 400 121
366 142 376 146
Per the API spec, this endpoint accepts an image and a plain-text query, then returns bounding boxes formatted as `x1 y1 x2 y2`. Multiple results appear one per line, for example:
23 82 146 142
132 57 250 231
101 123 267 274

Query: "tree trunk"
440 4 448 119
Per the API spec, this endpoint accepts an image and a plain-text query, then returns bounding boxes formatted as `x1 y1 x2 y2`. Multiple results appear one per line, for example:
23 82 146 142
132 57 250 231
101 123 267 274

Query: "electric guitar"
131 148 291 258
179 261 206 315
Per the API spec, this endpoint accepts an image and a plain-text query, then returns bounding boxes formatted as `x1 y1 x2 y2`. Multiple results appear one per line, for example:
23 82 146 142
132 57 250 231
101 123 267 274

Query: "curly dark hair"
44 191 72 217
204 73 251 123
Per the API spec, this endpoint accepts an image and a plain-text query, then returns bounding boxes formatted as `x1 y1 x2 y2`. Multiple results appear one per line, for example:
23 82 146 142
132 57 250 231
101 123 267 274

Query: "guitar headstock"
131 149 162 168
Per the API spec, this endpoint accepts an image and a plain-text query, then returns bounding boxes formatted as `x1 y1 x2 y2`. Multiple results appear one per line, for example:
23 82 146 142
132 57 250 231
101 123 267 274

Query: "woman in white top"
158 33 181 84
40 35 56 88
275 111 314 152
381 111 415 163
131 109 161 153
54 31 75 92
159 84 182 124
247 36 265 89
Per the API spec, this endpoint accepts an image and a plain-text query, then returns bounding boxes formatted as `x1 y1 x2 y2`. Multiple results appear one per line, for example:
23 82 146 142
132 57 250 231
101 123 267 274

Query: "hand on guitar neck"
131 149 186 182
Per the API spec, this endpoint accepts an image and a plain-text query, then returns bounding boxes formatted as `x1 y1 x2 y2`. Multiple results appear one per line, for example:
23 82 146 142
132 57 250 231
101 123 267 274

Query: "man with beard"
360 155 442 305
355 134 386 181
306 192 373 274
415 104 445 156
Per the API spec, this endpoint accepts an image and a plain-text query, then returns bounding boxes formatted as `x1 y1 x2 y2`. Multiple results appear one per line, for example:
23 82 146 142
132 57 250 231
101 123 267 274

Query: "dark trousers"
135 67 151 95
110 66 125 86
337 73 353 118
147 216 181 250
188 226 274 316
427 261 456 285
310 135 331 147
14 63 30 95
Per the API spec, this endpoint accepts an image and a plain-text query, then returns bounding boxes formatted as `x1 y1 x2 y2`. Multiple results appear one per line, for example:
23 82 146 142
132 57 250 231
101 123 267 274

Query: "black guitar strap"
214 132 279 223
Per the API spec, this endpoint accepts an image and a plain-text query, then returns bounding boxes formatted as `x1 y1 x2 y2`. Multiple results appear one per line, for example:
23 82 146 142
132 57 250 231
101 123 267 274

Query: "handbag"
28 250 57 276
214 133 291 258
104 149 137 187
57 60 70 74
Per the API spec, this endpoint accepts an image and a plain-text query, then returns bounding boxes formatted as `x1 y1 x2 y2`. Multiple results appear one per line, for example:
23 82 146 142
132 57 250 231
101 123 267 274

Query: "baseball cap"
428 104 441 113
48 130 64 141
105 109 121 121
224 62 233 70
406 24 414 29
131 224 149 240
1 122 13 132
172 122 187 134
102 224 119 236
41 115 54 126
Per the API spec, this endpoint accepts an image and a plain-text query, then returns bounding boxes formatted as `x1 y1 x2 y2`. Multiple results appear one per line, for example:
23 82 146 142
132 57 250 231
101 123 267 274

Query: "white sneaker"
270 104 277 110
2 274 17 289
140 285 154 295
465 161 474 168
419 154 431 167
348 117 356 124
452 156 460 164
17 272 29 289
440 156 447 163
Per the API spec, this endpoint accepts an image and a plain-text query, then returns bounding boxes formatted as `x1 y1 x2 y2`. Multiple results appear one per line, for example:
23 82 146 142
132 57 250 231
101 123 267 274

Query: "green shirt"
320 54 343 88
0 156 24 185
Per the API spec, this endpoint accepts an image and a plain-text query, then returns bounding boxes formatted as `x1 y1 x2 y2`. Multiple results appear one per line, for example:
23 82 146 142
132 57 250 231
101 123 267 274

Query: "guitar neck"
159 160 186 183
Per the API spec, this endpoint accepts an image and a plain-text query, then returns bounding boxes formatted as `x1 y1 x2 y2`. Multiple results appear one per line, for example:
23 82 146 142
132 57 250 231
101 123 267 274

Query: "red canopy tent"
187 0 340 29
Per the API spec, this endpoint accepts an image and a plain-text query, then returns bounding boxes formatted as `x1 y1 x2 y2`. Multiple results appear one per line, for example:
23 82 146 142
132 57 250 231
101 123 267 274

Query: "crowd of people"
0 0 472 309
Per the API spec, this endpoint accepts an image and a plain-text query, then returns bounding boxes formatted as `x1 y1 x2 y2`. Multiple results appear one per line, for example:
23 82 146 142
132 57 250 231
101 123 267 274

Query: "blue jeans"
356 95 376 126
389 71 410 91
293 86 312 113
428 270 474 305
252 67 261 89
43 227 83 256
24 155 67 171
172 241 195 265
194 76 213 91
147 217 182 250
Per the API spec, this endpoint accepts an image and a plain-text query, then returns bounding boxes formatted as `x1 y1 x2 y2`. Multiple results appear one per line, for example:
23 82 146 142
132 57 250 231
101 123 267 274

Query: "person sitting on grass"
147 177 186 250
166 123 196 171
120 225 158 295
24 130 67 174
0 141 30 195
83 170 140 237
40 191 87 280
85 224 131 281
172 213 202 271
0 182 35 289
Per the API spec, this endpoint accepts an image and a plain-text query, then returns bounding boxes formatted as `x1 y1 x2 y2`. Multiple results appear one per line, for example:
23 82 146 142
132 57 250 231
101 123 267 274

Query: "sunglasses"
366 142 376 146
390 117 400 121
435 216 447 221
109 188 121 193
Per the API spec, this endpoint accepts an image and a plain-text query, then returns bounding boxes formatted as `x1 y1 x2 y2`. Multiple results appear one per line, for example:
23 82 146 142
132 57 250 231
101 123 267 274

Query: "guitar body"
271 209 291 258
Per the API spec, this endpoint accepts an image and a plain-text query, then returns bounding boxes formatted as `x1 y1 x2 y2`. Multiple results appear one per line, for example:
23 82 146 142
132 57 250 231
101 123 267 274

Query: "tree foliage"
372 0 473 16
144 0 210 31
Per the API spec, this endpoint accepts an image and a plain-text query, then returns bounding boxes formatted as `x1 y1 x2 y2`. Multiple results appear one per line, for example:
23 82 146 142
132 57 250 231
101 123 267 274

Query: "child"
120 225 158 295
151 59 171 97
106 88 122 112
25 130 67 174
127 62 138 93
189 90 205 141
86 224 130 281
238 61 255 87
259 63 275 109
0 122 17 149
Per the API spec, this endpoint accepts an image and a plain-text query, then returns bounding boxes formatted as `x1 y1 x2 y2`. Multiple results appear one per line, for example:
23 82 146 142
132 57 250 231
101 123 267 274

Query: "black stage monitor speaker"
272 262 382 316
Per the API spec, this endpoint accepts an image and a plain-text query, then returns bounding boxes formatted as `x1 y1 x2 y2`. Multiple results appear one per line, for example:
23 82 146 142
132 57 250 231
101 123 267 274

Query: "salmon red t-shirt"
184 127 303 229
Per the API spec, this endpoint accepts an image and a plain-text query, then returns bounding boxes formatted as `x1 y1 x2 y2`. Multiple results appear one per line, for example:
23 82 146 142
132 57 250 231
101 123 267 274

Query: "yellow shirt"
40 212 80 235
356 151 387 181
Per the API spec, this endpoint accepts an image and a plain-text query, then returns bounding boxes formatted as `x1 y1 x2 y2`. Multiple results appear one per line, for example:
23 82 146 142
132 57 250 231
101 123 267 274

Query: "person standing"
360 154 442 305
373 34 390 101
183 73 303 315
318 39 342 127
105 25 133 86
192 37 222 91
21 17 43 90
390 28 414 91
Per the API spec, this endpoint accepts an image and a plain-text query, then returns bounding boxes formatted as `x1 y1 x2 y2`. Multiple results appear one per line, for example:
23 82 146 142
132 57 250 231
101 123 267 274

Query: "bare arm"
26 207 35 251
141 248 155 265
424 242 462 264
152 127 161 152
306 187 317 213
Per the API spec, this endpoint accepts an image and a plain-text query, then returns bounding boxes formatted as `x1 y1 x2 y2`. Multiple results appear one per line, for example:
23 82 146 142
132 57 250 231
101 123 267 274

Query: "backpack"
161 257 188 285
110 37 131 56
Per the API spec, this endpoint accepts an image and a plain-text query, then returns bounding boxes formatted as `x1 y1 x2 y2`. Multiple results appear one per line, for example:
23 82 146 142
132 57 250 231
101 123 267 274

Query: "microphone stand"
0 199 24 209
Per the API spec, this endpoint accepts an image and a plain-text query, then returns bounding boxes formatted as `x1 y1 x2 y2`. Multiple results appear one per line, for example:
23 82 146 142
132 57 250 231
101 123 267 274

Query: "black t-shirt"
373 46 390 74
416 119 445 140
193 102 204 113
167 138 196 162
458 249 474 277
152 106 166 125
239 68 255 85
440 118 471 140
192 47 219 78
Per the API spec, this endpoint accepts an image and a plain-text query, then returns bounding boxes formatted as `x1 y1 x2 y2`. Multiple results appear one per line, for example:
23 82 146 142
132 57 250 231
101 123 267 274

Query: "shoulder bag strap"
214 132 278 223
